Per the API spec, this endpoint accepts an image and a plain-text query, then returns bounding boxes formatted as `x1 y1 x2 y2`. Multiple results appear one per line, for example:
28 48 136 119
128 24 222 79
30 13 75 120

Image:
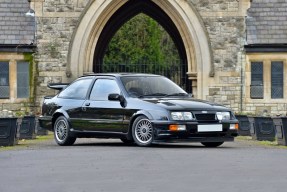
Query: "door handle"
85 102 90 106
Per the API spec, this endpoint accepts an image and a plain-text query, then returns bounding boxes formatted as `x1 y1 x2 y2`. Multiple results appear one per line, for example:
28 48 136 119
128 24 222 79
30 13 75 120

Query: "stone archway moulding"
67 0 213 99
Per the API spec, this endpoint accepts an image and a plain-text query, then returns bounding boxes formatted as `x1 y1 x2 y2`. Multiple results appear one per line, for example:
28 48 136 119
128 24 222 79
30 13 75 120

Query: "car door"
80 77 125 132
58 77 94 131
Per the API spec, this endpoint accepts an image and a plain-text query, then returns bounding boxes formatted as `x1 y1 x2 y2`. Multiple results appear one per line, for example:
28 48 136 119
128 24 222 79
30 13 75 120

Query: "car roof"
81 73 161 78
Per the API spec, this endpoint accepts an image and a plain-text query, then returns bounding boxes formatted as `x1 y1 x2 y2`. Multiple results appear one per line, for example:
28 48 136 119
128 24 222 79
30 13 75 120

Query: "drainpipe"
240 16 248 113
240 56 243 113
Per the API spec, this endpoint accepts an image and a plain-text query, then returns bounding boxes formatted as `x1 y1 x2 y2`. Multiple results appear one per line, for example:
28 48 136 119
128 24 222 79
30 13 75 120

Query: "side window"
17 61 30 98
250 62 263 99
58 78 93 99
0 61 9 99
90 79 120 101
271 61 283 99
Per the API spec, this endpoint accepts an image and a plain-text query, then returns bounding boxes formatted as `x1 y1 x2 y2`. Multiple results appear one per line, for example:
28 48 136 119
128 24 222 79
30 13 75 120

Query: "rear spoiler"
48 83 69 91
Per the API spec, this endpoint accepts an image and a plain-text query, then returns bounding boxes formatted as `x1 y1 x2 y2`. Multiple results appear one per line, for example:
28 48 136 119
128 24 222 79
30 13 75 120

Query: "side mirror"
108 93 122 101
108 94 126 107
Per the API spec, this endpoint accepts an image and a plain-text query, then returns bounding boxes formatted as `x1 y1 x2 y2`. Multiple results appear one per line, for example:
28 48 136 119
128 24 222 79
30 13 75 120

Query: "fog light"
169 125 186 131
230 124 239 130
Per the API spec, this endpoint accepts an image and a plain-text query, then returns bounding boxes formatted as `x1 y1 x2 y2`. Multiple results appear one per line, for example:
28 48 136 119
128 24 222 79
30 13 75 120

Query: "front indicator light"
230 124 239 130
169 125 186 131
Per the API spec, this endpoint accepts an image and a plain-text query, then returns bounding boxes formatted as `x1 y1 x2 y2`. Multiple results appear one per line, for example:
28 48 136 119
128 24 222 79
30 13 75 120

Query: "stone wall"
191 0 240 12
33 0 87 105
190 0 246 112
204 16 245 112
32 0 248 113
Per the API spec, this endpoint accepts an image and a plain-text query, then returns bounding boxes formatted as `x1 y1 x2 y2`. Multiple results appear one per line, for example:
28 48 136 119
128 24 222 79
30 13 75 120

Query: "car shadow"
72 139 235 149
151 143 234 149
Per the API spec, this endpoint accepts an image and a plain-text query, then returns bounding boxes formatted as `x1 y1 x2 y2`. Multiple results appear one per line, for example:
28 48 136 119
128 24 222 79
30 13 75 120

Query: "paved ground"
0 138 286 192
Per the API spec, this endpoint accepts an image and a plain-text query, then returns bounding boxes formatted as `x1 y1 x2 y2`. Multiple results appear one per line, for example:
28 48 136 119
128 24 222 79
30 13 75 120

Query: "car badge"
202 111 208 113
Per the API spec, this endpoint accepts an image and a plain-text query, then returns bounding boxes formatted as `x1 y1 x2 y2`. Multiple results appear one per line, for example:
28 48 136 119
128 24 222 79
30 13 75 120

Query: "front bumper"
151 120 238 143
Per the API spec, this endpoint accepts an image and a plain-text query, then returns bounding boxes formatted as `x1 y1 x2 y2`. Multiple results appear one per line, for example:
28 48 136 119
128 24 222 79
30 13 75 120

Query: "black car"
39 73 238 147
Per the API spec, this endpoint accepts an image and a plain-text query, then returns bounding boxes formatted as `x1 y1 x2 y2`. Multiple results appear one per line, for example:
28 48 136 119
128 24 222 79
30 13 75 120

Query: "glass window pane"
0 62 9 99
250 62 264 99
251 62 263 85
58 78 93 99
90 79 120 101
17 62 30 98
271 61 283 99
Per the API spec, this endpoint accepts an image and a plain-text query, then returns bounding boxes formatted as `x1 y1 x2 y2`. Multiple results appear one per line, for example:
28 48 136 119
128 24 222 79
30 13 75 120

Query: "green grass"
0 146 15 152
236 136 287 149
0 132 54 152
20 133 54 143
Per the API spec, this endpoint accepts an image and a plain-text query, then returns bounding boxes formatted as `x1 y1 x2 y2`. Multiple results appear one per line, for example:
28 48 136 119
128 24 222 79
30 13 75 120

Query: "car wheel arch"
131 115 154 147
52 111 70 129
127 111 153 140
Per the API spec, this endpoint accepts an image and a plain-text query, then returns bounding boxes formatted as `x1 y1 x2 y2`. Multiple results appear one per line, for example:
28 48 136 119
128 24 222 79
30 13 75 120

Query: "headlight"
171 112 194 120
216 112 231 120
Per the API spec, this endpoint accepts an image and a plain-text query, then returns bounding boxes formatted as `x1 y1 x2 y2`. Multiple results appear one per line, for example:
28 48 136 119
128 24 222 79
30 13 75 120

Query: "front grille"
194 114 216 121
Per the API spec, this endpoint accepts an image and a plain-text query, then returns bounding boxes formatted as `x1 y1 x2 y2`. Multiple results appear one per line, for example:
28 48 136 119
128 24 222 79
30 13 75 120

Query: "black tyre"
54 116 76 146
201 142 224 148
132 116 154 147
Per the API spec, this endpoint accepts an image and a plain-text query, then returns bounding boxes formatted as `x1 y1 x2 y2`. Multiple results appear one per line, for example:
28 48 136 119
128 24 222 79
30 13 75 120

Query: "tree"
103 13 180 75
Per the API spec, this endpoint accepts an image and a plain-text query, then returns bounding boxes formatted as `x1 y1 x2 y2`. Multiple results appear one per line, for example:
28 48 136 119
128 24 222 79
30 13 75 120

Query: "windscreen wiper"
166 93 189 97
138 93 167 98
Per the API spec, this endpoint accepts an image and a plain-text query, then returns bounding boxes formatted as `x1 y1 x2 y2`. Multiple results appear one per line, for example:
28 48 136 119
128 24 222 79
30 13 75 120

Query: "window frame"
271 61 284 99
89 78 121 101
250 61 264 99
0 55 33 102
58 77 94 100
17 61 30 99
0 61 10 99
246 56 287 103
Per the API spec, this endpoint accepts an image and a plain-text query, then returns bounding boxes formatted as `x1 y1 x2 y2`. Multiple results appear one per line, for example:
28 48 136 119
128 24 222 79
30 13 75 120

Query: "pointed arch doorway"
67 0 213 99
94 0 190 92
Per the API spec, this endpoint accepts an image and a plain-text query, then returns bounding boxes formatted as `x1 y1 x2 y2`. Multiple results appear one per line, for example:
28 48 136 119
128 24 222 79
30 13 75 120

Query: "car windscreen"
120 76 187 98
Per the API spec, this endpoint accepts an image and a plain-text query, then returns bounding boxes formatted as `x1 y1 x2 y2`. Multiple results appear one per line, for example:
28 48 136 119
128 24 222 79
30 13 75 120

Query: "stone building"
0 0 36 114
245 0 287 115
1 0 287 116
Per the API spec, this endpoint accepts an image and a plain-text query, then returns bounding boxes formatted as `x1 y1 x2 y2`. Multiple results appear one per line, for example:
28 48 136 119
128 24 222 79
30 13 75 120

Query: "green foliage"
103 13 180 73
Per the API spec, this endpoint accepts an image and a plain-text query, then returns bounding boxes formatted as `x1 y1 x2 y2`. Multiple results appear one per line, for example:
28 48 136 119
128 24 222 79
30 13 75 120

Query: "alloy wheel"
134 118 153 144
55 119 68 142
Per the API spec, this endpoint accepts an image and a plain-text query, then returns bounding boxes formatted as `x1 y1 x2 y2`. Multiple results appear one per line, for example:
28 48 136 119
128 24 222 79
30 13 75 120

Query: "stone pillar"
187 72 197 97
9 60 16 102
